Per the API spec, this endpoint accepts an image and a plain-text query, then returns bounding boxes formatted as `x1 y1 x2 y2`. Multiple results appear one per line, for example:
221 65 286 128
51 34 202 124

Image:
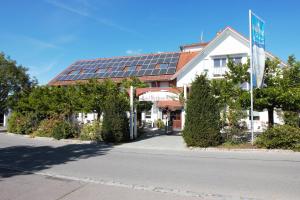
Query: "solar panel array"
55 52 180 81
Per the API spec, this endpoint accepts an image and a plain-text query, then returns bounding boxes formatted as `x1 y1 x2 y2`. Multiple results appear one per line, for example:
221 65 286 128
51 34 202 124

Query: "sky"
0 0 299 84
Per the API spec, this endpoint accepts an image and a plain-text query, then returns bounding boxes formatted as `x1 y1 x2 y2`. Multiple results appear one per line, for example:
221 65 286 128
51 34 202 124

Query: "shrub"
33 117 79 140
7 112 39 135
183 75 221 147
255 125 300 151
80 121 102 141
155 119 165 129
283 111 299 128
102 95 129 143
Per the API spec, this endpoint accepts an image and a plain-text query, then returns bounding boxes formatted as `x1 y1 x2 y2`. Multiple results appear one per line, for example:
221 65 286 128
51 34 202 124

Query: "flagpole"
249 10 254 145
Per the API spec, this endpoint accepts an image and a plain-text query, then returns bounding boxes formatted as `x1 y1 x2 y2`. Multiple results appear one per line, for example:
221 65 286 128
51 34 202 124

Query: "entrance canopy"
157 100 183 111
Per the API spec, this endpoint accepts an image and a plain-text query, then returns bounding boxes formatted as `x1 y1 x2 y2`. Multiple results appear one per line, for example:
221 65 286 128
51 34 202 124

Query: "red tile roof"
157 100 183 110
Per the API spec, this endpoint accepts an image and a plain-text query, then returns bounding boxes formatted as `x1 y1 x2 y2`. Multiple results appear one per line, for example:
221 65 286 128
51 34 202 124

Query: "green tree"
102 85 130 143
0 52 36 114
183 75 221 147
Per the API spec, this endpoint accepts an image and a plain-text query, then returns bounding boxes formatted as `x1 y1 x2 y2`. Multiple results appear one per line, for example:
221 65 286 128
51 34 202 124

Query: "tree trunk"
268 107 274 128
97 112 101 122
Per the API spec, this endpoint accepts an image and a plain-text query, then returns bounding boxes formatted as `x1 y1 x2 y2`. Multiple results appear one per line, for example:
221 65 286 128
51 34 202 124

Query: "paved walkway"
118 128 188 151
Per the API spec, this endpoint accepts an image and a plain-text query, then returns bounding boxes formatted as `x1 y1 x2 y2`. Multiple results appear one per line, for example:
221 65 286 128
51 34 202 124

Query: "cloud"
126 49 143 55
22 35 58 49
45 0 140 35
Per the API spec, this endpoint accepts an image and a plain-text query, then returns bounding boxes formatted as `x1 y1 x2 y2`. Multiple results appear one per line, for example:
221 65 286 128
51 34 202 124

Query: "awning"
156 100 183 111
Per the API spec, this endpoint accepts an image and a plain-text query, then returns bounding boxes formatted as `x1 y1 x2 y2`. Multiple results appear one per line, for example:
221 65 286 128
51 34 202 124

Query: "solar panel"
55 52 181 82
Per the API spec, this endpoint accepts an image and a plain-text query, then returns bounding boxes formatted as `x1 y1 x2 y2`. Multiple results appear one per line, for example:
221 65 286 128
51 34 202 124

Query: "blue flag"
251 11 265 88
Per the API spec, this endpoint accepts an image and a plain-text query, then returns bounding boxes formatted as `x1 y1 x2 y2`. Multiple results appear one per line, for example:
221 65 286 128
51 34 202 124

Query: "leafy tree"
0 52 36 114
211 59 249 141
183 75 221 147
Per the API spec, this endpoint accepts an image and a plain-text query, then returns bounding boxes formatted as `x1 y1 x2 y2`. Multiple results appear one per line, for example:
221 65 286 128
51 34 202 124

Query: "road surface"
0 132 299 200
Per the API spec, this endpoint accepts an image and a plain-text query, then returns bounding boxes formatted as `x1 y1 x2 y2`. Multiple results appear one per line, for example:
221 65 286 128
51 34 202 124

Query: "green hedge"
256 125 300 151
33 117 79 140
183 75 221 147
7 112 39 135
80 121 102 141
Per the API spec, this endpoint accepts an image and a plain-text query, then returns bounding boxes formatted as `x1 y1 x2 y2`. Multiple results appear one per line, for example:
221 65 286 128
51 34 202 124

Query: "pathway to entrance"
118 128 187 151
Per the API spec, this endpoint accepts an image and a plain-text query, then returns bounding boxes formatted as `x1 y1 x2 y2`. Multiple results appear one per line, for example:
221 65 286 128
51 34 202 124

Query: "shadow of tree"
134 128 181 143
0 143 112 178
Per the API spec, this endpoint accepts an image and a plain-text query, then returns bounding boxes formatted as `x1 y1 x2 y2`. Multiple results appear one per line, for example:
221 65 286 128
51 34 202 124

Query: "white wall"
176 29 283 131
177 33 249 87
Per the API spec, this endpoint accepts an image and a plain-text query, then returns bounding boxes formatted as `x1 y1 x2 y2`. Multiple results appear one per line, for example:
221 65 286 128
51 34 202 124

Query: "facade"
49 27 285 132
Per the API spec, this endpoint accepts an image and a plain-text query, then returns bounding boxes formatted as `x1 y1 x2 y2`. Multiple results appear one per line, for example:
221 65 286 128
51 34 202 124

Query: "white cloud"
45 0 140 35
126 49 143 55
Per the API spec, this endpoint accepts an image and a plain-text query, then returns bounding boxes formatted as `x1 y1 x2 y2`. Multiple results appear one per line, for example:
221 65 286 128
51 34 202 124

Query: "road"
0 132 300 200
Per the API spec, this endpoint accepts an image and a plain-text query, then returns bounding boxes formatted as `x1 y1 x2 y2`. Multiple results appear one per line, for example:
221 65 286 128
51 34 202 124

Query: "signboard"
251 11 265 88
139 91 179 102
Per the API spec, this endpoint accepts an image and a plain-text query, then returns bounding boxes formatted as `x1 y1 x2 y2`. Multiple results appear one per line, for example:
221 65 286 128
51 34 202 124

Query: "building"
49 26 285 131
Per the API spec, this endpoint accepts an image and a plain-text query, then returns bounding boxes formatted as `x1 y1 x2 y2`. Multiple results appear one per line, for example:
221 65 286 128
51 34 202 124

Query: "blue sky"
1 0 299 84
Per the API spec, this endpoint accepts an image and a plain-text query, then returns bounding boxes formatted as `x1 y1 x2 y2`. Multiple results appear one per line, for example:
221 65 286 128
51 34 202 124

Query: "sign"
251 11 265 88
139 91 179 102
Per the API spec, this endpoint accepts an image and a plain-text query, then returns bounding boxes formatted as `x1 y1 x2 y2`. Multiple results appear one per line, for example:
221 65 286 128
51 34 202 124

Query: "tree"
211 59 249 141
183 75 221 147
0 52 36 114
102 84 130 143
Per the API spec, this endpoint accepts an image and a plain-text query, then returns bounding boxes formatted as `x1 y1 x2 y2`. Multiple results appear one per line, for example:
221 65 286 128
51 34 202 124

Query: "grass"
217 141 258 149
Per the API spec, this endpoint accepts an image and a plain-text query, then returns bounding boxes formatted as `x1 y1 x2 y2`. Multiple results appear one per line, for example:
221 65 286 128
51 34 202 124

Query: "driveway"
118 128 187 151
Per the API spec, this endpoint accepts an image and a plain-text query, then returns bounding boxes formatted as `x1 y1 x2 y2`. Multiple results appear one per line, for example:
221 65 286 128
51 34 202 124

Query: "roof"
171 26 287 80
48 51 198 86
179 42 209 50
49 26 285 86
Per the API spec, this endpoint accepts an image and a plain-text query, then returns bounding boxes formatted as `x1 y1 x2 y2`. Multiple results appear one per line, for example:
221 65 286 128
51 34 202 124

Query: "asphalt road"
0 133 300 200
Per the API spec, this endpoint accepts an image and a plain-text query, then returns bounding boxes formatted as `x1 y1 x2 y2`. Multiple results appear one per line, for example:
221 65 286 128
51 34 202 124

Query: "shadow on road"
132 128 181 143
0 143 112 178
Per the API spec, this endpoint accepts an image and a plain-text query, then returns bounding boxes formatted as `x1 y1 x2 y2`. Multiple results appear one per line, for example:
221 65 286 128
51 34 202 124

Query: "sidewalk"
0 168 199 200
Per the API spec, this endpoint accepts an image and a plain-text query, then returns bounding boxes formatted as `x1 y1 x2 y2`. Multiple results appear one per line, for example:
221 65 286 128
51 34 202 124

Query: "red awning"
156 100 183 111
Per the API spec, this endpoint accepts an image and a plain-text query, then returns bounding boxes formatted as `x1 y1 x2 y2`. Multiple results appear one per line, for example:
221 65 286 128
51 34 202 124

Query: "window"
233 57 242 64
213 58 226 67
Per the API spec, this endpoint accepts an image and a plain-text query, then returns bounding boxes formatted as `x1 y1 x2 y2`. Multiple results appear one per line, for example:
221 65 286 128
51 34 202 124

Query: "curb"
2 132 299 154
4 132 95 144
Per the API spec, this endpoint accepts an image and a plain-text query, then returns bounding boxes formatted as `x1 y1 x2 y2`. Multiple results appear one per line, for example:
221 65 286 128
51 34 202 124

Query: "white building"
49 26 286 132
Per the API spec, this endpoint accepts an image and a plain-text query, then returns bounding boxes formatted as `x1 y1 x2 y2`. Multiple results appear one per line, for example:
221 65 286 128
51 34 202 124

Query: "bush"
7 112 39 135
283 111 299 128
183 75 221 147
255 125 300 151
33 117 79 140
155 119 165 129
80 121 102 141
102 95 129 143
